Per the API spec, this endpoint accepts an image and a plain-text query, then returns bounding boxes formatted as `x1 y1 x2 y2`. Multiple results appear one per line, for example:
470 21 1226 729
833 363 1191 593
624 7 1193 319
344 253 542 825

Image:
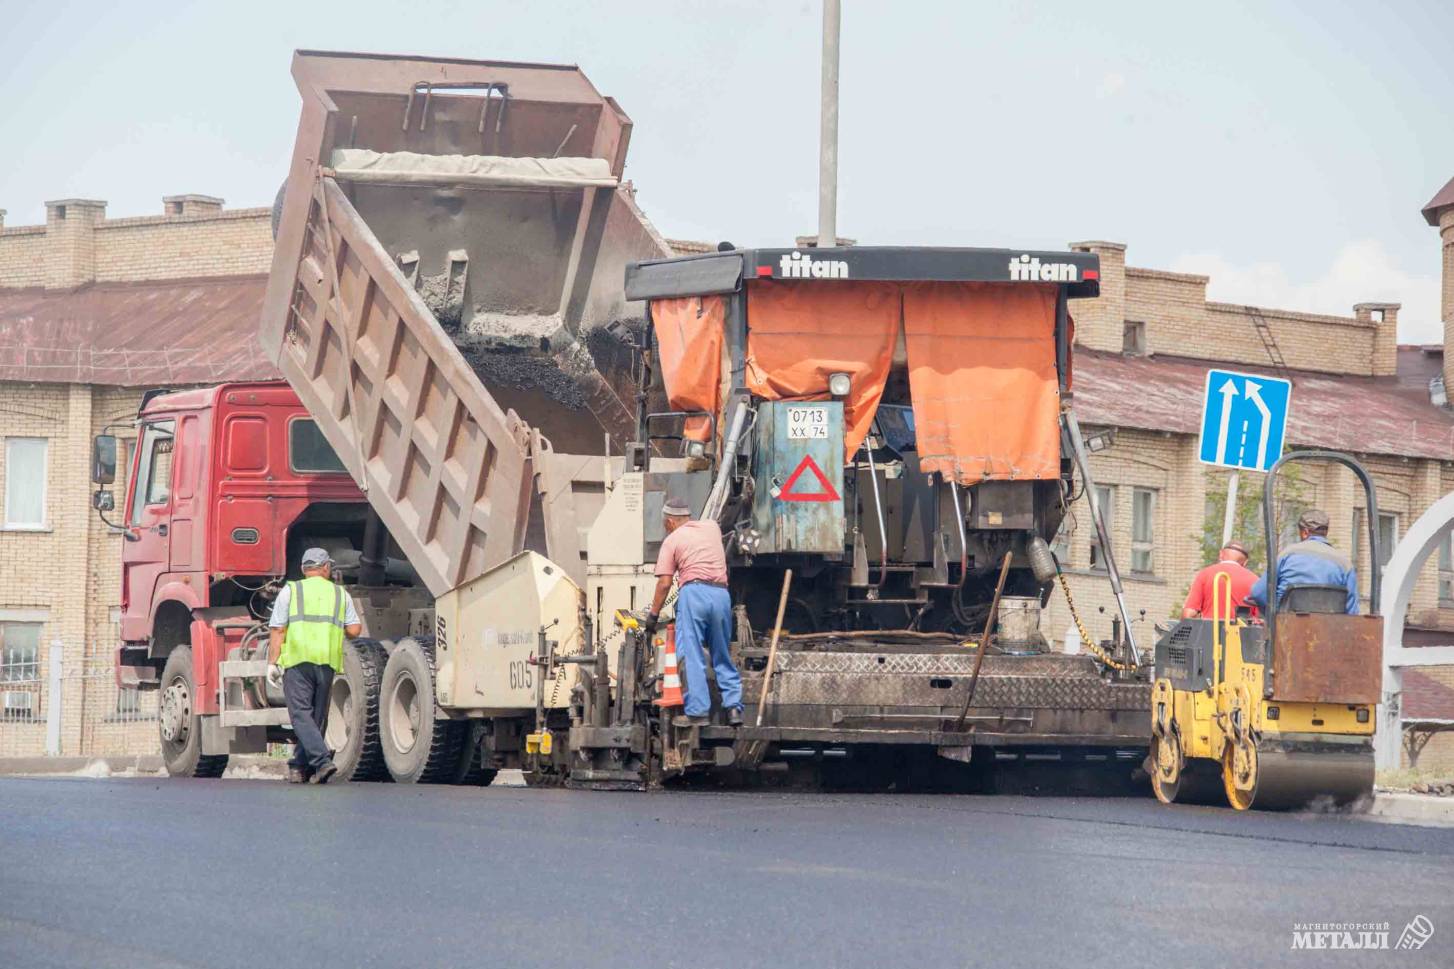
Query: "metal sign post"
1221 471 1240 547
818 0 841 247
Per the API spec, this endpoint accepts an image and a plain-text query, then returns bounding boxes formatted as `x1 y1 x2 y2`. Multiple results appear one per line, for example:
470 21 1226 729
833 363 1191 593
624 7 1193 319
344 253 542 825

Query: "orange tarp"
651 295 725 442
744 280 900 457
903 282 1061 483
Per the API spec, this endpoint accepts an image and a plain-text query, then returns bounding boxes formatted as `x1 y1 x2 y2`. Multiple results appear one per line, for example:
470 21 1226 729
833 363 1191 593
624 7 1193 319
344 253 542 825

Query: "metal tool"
954 552 1012 732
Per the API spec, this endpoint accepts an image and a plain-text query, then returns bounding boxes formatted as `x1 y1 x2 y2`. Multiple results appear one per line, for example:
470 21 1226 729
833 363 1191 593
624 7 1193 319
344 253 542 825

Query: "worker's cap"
300 547 333 568
1222 541 1250 556
662 497 692 517
1297 509 1331 530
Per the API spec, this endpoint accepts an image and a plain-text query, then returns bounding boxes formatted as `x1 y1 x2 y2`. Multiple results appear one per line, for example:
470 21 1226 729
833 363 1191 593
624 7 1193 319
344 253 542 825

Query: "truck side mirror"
92 434 118 484
92 490 115 512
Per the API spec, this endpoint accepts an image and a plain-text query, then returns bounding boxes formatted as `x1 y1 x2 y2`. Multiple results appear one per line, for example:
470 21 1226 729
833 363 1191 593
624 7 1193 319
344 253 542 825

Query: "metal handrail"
1262 450 1380 664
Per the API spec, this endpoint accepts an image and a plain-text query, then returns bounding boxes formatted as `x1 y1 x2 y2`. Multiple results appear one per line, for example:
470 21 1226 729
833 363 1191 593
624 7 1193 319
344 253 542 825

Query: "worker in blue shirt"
1248 509 1359 615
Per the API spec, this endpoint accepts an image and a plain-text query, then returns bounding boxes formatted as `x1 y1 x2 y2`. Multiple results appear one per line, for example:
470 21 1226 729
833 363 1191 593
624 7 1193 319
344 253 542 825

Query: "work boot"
310 761 339 785
287 766 309 784
727 707 744 727
673 713 710 728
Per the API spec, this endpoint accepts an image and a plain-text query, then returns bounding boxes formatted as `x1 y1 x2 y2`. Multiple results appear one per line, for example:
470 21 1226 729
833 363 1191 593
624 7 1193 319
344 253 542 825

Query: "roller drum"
1245 736 1374 810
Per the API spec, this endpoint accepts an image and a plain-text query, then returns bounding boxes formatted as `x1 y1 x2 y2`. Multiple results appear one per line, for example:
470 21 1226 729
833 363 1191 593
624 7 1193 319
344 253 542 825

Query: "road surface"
1 774 1451 968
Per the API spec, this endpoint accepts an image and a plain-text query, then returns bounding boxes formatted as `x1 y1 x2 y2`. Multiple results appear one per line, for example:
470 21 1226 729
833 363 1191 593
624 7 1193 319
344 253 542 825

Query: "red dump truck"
96 50 1152 789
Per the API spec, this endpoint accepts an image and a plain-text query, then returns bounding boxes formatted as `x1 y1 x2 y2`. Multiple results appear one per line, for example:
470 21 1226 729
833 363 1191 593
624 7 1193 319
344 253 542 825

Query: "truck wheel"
158 646 228 778
325 639 390 782
379 637 460 783
450 722 499 786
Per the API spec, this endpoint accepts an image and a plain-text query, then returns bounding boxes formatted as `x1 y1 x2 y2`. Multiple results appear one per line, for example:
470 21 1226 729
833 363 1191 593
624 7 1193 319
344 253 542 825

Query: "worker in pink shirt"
643 497 743 727
1183 541 1259 620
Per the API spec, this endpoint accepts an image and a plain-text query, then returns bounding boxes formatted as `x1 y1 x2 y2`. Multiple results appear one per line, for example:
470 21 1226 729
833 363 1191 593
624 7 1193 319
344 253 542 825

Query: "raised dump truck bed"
259 50 670 595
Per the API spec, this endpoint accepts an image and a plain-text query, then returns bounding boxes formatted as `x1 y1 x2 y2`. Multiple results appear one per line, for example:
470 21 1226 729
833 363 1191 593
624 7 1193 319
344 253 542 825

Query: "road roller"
1150 451 1383 811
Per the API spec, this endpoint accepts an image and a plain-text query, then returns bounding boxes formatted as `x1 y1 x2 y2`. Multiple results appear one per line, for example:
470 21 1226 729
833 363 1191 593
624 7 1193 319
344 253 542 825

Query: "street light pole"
818 0 841 248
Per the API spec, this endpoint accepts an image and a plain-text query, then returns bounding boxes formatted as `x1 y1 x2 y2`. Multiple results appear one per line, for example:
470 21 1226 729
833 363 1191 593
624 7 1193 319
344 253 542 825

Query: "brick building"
0 195 272 756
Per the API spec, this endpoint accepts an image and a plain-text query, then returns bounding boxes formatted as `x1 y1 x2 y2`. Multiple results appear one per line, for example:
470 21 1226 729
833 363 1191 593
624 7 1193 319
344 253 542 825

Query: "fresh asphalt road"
1 774 1451 969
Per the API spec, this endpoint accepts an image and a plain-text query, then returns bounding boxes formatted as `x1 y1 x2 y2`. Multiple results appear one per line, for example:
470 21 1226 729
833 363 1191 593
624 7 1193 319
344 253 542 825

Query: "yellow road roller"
1150 451 1382 810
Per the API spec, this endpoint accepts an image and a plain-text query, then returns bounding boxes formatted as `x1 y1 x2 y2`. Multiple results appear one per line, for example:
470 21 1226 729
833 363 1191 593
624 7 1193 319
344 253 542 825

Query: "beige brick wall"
0 198 271 290
0 383 162 757
0 227 45 288
94 210 271 283
0 192 270 757
1069 241 1396 377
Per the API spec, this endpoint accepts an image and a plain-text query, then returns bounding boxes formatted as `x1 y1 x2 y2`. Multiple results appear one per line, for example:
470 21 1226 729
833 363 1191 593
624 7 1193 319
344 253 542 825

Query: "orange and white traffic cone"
654 624 684 708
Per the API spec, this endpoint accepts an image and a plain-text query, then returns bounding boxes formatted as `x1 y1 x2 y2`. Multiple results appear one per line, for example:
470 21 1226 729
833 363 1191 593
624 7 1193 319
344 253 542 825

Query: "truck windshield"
289 419 347 474
129 421 175 525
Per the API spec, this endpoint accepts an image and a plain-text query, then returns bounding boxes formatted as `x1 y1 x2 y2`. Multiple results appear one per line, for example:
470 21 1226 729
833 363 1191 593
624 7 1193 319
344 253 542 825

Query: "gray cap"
300 547 333 568
1297 508 1331 531
662 497 692 517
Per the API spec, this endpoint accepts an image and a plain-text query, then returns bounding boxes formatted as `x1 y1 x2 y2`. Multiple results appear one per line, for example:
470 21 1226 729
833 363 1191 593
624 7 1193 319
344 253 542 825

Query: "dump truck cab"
93 381 436 778
98 382 371 687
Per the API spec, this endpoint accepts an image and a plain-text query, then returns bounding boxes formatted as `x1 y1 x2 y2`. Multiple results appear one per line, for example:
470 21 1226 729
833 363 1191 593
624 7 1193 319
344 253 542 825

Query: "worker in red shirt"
1183 541 1259 620
642 497 743 727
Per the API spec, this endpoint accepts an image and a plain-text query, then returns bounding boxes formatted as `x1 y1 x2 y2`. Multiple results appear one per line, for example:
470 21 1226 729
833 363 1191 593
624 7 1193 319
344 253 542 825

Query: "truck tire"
450 722 499 786
325 638 390 782
158 646 228 778
378 637 460 783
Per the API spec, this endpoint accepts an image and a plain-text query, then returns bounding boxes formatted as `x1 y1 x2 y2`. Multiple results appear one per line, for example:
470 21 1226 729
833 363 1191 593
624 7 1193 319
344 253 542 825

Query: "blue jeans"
673 583 741 717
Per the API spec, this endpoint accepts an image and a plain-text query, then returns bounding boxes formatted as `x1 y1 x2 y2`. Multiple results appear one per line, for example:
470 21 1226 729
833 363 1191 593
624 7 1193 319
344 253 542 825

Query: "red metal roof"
1073 348 1454 461
1422 175 1454 226
0 276 277 386
1404 669 1454 721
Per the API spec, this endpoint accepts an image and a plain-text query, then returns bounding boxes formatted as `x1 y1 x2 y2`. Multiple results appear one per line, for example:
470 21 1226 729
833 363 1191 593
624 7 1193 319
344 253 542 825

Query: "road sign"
778 455 840 502
1197 369 1292 472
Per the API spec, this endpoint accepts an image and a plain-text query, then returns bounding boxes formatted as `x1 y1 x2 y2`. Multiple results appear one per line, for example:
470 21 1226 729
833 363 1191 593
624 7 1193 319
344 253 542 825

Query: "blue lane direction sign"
1197 369 1292 472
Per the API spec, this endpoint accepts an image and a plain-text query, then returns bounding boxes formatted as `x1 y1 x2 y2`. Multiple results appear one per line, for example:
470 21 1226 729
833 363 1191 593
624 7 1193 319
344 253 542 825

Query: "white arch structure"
1377 491 1454 770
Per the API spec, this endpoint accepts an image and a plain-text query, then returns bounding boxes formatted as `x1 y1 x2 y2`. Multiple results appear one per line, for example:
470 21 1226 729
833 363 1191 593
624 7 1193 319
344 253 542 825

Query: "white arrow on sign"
1245 379 1272 469
1215 378 1238 464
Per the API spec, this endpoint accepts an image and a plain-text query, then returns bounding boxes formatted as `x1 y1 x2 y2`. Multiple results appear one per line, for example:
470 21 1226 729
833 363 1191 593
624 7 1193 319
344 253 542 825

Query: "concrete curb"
0 753 285 779
1369 791 1454 827
0 754 162 775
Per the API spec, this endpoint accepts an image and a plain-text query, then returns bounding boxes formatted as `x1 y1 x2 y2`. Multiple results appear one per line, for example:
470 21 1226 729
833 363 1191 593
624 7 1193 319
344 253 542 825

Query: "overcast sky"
2 0 1450 340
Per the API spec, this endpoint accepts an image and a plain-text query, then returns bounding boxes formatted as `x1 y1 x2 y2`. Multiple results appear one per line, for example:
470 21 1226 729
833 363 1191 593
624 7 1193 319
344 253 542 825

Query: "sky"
1 0 1450 341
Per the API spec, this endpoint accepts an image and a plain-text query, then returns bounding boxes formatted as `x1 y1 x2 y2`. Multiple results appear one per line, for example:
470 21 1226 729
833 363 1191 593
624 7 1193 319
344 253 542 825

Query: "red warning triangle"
778 455 840 502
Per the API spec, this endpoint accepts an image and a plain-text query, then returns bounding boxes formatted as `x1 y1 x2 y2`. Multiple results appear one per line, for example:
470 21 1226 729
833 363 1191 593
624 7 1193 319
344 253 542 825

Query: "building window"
1050 514 1072 564
115 687 147 720
1131 487 1157 574
1439 531 1454 607
1089 485 1115 570
1122 321 1147 356
0 622 41 722
4 437 48 528
0 622 39 681
1377 512 1398 568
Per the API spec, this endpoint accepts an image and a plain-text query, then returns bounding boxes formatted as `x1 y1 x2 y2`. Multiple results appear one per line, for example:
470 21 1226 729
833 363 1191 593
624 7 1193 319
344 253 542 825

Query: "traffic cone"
654 624 684 708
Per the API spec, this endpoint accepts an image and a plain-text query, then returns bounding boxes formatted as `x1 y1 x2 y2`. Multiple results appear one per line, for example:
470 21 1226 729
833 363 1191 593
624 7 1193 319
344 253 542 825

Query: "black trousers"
282 662 335 771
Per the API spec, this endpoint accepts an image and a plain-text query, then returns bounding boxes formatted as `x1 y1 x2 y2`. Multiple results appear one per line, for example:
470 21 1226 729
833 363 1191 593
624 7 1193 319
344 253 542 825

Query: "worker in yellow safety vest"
267 547 363 784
